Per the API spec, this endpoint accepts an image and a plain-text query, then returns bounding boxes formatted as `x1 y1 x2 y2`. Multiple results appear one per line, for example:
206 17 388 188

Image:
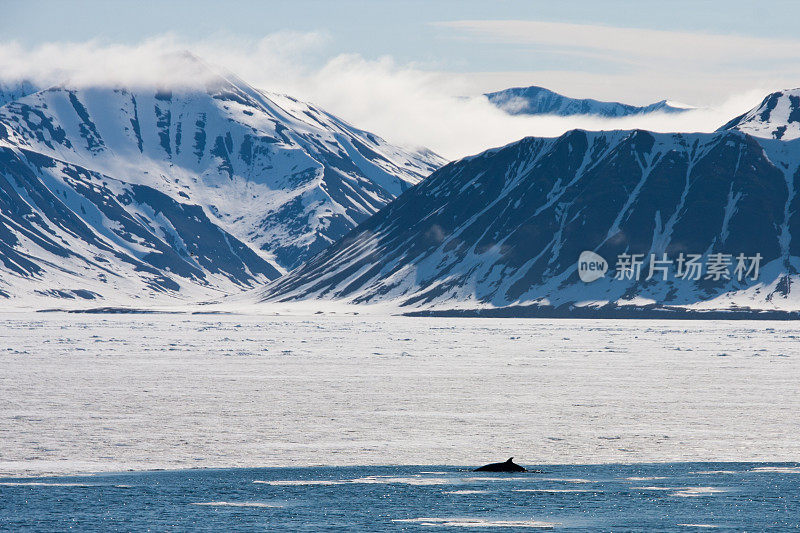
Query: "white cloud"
432 19 800 107
0 33 327 89
0 33 781 159
277 53 769 159
436 20 800 67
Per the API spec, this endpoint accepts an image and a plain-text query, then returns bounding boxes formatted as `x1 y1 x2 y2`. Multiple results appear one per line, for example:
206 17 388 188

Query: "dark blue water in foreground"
2 463 799 531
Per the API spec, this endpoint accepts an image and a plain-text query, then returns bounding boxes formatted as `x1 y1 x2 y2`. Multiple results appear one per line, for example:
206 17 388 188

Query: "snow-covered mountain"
486 86 692 117
0 58 443 304
0 80 38 108
720 88 800 140
261 90 800 316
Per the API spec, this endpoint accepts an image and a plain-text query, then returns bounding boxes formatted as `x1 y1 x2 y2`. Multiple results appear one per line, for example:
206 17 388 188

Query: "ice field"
1 312 798 477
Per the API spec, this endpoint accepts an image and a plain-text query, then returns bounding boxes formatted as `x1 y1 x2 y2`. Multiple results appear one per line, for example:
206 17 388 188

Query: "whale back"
474 458 527 472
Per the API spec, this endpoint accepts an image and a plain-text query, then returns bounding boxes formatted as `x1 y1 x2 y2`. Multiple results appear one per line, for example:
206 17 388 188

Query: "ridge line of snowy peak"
0 60 444 304
485 85 694 117
259 89 800 313
719 88 800 141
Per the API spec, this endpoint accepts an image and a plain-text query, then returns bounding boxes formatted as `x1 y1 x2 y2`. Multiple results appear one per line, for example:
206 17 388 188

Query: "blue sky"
4 1 798 49
4 0 799 92
3 0 800 157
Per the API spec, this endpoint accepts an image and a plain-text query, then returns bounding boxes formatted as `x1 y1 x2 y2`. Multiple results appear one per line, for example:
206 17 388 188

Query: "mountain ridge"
0 80 39 108
719 88 800 140
259 90 800 314
0 58 444 304
485 85 692 118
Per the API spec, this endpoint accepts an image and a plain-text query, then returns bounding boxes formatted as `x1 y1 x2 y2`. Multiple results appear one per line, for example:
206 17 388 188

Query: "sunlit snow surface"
1 313 798 477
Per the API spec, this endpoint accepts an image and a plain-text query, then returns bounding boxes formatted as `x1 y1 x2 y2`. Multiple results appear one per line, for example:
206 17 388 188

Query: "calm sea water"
2 463 798 531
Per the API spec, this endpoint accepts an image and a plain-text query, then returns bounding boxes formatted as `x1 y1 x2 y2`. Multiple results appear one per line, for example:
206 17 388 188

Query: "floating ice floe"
191 501 282 508
750 466 800 474
392 517 559 528
671 487 727 497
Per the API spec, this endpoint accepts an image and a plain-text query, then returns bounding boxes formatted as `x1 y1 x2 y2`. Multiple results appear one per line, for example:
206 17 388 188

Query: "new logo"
578 251 608 283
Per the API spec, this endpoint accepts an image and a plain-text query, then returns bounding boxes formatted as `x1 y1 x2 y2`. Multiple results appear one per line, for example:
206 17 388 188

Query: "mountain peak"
719 89 800 140
0 59 444 303
0 79 39 107
260 125 800 314
485 86 690 118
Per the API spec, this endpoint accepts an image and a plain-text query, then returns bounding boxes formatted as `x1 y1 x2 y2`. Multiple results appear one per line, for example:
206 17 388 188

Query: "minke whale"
474 457 528 472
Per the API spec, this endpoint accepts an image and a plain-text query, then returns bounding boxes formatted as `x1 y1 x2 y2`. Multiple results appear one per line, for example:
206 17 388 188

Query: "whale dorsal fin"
507 457 514 462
